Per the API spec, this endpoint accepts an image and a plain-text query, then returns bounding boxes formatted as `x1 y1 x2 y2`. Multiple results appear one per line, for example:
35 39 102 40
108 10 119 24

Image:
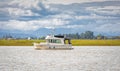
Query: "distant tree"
80 33 85 39
3 34 13 39
56 31 95 39
111 36 120 39
76 33 80 39
96 34 105 39
39 36 45 39
84 31 94 39
79 31 94 39
30 37 37 39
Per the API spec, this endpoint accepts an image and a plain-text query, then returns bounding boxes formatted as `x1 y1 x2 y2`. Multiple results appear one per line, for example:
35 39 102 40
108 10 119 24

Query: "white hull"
34 43 73 50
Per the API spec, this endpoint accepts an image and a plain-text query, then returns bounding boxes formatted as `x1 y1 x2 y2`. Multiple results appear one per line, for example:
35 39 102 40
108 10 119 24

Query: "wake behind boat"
34 35 73 50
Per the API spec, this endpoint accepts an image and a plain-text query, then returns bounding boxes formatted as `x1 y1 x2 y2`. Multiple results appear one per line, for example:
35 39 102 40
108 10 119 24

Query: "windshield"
48 39 61 43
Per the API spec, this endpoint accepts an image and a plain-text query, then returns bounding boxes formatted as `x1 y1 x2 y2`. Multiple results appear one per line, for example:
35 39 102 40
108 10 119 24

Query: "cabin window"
48 39 61 43
55 39 61 43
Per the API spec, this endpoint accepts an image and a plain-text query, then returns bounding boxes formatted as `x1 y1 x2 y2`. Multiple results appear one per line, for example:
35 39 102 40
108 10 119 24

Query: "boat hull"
34 43 73 50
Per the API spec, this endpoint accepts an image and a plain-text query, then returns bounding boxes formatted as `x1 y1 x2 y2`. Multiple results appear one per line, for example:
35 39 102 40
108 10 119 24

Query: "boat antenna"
51 27 55 36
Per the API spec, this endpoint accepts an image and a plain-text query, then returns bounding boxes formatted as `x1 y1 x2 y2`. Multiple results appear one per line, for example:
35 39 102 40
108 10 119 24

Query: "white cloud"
75 14 117 20
62 22 120 33
95 23 120 32
0 20 38 31
45 0 110 4
0 0 43 17
8 8 39 16
86 6 120 15
0 18 69 31
50 14 74 19
9 0 41 10
62 25 84 28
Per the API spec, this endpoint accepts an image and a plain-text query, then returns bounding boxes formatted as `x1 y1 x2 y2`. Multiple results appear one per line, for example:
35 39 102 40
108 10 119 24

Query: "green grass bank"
0 39 120 46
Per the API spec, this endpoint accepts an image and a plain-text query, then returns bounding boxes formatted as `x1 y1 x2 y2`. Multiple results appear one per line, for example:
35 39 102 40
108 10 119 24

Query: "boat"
33 35 73 50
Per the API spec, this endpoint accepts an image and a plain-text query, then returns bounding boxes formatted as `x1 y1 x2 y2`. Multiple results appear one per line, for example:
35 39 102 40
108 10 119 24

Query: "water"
0 46 120 71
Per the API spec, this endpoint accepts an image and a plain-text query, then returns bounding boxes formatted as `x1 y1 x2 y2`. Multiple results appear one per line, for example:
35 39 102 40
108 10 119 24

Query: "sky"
0 0 120 37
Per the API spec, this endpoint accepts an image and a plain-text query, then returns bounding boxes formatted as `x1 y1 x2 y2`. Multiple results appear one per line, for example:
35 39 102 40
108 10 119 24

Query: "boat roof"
45 35 61 39
54 35 64 38
45 35 70 40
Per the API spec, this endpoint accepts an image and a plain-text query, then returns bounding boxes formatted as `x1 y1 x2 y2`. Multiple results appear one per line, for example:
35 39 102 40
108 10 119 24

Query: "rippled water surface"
0 46 120 71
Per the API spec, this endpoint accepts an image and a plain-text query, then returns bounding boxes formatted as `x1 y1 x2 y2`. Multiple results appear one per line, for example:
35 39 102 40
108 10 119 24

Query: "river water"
0 46 120 71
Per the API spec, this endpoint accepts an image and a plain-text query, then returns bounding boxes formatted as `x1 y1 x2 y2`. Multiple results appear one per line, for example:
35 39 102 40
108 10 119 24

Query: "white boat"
34 35 73 50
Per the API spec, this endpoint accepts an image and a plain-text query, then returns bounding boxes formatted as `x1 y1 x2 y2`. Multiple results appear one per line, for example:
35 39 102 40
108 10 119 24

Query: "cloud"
0 0 120 35
49 14 74 20
75 13 117 20
61 25 84 28
9 0 41 10
8 8 39 16
86 6 120 16
0 0 56 21
94 23 120 33
46 0 111 4
0 18 69 31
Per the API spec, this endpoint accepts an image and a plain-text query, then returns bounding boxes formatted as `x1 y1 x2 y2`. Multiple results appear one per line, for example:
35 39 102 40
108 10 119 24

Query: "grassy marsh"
0 39 120 46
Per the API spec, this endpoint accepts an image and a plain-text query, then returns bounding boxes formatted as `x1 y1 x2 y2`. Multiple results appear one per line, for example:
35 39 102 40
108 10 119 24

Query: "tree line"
1 31 120 40
59 31 120 39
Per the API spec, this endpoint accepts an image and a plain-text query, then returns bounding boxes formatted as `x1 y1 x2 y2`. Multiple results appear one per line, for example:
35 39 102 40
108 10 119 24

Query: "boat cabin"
45 35 71 45
34 35 72 50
